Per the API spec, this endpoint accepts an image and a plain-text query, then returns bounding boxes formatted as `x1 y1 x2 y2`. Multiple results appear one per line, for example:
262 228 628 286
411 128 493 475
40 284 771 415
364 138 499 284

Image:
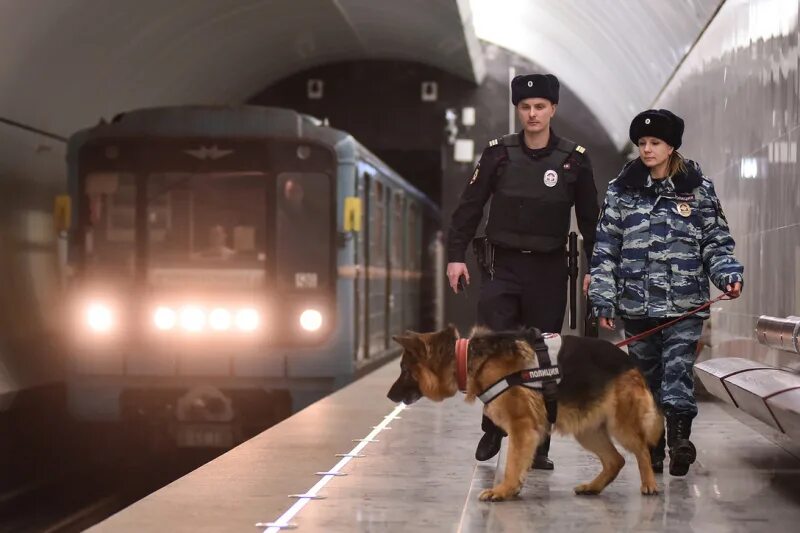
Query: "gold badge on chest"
677 202 692 217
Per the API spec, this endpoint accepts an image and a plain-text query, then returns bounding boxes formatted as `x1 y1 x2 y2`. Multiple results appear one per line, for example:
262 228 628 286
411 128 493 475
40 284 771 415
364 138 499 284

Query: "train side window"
406 202 420 270
371 181 386 263
391 192 404 266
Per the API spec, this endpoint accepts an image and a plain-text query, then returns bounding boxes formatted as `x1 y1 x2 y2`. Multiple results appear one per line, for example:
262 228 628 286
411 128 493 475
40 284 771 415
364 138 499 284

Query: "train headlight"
153 307 177 331
299 309 323 332
209 308 233 331
86 302 114 333
179 306 206 332
235 309 259 332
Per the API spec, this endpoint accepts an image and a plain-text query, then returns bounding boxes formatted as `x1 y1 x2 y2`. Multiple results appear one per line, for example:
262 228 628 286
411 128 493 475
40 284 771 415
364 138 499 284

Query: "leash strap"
455 339 469 392
615 292 731 348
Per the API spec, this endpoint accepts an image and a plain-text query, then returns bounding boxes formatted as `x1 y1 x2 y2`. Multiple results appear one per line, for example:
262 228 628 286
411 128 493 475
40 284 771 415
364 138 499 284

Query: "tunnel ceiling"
0 0 484 137
0 0 720 150
470 0 723 150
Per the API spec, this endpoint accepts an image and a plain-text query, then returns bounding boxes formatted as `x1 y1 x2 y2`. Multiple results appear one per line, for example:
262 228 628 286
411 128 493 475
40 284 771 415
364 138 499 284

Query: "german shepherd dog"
387 326 663 501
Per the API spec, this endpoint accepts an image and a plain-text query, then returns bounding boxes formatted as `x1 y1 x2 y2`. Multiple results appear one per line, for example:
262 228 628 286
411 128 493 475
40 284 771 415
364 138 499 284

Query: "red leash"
455 338 469 392
614 292 732 348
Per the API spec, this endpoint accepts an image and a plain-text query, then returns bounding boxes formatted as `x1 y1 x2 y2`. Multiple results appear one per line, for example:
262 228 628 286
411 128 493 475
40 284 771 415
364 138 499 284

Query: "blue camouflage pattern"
589 158 744 319
624 317 703 417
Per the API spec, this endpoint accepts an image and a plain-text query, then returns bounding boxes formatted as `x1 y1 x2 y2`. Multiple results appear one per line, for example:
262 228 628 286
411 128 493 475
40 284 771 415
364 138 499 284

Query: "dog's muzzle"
387 374 422 405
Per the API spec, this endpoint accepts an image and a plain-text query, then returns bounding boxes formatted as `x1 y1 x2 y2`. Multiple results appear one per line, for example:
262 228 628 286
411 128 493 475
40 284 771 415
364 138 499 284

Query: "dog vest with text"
465 329 561 424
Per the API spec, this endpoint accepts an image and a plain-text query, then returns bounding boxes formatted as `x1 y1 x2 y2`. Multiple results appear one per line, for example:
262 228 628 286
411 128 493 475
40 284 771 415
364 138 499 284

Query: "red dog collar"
455 338 469 392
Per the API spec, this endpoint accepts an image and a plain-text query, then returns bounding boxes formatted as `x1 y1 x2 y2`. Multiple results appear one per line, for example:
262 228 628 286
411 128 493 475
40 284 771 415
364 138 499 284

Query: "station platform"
89 359 800 532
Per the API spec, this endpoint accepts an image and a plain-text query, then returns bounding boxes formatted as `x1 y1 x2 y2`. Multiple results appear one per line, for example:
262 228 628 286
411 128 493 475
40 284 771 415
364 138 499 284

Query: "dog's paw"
573 483 602 495
641 482 659 496
478 485 519 502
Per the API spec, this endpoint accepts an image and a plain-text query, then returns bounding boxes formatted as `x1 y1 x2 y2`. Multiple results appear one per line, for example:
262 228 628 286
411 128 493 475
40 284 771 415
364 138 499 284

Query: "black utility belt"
493 244 565 255
473 237 564 279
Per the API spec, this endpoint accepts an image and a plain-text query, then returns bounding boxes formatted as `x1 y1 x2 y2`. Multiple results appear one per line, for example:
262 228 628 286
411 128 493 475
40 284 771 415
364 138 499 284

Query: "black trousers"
477 247 568 457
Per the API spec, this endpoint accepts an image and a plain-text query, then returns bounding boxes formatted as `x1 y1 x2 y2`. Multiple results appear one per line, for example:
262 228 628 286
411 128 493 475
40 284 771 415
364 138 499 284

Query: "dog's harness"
454 328 561 424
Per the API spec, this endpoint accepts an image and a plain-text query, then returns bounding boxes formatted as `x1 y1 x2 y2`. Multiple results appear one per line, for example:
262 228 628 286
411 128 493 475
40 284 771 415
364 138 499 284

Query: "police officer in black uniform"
446 73 599 469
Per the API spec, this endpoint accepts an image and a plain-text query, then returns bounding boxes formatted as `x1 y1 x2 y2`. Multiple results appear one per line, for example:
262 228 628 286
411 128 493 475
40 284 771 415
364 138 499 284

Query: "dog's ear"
392 333 426 357
445 323 460 339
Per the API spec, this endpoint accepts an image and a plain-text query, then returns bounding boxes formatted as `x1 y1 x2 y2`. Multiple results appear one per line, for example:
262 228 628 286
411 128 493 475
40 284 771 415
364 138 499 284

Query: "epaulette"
556 138 577 154
488 138 501 147
576 145 586 154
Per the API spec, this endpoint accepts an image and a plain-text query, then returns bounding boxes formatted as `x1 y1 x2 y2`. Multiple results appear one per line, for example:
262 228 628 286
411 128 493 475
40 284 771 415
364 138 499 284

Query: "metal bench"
694 315 800 440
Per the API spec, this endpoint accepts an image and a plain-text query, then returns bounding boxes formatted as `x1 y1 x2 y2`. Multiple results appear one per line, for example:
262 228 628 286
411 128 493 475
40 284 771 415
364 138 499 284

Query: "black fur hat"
511 74 559 105
629 109 685 148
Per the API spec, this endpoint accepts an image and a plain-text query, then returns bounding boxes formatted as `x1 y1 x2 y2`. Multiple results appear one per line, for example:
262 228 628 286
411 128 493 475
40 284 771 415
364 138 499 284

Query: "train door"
368 179 388 357
353 161 376 363
353 167 369 363
388 190 405 341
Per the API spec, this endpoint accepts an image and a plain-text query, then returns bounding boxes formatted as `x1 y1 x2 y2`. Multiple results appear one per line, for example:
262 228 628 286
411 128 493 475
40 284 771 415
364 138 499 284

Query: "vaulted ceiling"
469 0 722 148
0 0 483 138
0 0 719 152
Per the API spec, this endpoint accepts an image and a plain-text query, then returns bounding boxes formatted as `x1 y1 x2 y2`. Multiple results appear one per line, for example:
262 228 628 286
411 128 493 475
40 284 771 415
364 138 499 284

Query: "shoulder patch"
488 138 500 147
502 133 519 147
468 163 480 185
575 145 586 154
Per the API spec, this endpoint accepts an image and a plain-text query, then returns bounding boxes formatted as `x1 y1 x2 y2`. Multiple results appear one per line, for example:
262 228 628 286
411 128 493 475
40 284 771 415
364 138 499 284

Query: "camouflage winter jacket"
589 158 744 319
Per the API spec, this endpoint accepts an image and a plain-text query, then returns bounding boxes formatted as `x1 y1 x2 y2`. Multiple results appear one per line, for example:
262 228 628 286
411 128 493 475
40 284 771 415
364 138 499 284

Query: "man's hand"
583 274 590 296
599 317 616 330
726 281 742 298
447 262 470 294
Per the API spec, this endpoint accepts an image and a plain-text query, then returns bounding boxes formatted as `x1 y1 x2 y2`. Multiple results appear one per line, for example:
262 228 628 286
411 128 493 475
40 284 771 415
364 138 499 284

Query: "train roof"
68 106 438 213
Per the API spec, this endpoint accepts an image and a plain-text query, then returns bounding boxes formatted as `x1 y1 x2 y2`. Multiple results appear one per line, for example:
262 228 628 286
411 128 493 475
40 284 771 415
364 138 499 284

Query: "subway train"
63 106 443 447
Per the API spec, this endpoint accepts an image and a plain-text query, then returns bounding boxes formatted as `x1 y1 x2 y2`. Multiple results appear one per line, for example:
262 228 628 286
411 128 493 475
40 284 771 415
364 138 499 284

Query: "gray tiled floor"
92 361 800 532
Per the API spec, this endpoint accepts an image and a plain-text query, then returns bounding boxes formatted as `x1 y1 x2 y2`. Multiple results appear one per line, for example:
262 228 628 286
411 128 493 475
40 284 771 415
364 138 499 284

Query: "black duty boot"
475 415 506 461
650 432 666 474
531 436 554 470
667 415 696 476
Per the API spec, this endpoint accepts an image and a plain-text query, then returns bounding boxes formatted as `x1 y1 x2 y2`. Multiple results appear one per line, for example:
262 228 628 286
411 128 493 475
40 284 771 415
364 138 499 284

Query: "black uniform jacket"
447 130 599 263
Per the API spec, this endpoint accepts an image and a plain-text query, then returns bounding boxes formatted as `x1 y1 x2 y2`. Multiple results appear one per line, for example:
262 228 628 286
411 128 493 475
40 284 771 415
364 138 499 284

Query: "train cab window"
82 172 137 276
276 172 331 290
146 172 267 267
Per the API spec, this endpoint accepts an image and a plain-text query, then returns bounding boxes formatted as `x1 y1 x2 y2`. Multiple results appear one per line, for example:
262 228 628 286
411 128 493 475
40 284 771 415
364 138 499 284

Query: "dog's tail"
642 383 665 447
626 368 665 447
645 405 665 447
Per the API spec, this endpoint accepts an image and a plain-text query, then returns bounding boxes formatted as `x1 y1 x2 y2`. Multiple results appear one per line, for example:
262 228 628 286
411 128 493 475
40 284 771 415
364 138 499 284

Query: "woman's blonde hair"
667 150 687 178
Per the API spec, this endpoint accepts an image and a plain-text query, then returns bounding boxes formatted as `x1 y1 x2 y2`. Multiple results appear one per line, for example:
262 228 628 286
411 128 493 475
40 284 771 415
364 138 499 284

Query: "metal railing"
755 315 800 355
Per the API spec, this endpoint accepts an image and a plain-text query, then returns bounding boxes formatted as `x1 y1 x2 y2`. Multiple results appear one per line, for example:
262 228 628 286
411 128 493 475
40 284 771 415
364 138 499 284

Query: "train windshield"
82 170 332 288
146 172 267 267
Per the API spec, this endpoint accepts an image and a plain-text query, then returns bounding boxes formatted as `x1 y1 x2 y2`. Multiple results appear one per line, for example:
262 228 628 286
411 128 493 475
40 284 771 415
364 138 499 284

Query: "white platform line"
259 403 407 532
456 447 503 533
455 464 479 533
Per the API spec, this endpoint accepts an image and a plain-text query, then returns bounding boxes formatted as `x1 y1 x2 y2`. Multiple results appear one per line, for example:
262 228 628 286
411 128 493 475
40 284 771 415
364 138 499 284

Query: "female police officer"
447 73 600 469
589 109 743 476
